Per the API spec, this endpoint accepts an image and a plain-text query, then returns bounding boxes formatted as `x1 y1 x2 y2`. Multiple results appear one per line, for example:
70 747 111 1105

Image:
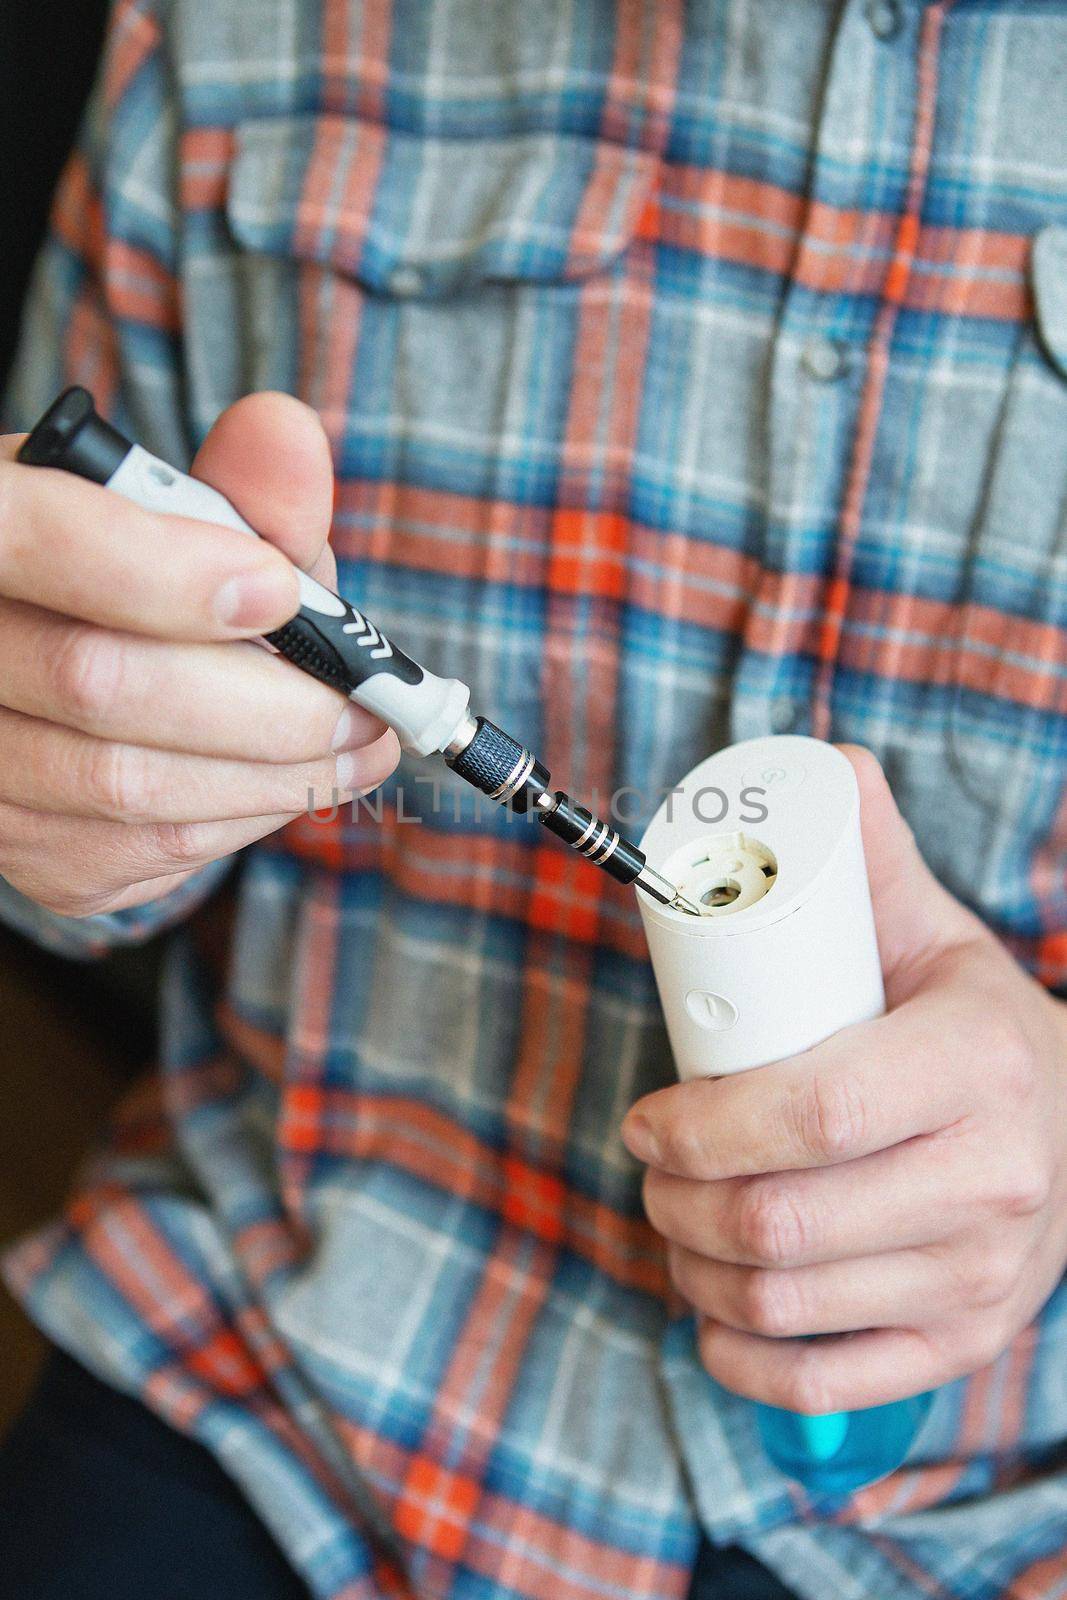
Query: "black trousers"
0 1351 799 1600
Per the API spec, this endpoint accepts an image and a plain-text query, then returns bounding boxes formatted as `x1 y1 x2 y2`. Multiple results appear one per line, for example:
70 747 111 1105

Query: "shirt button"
865 0 903 41
770 696 802 734
387 265 425 296
800 335 848 383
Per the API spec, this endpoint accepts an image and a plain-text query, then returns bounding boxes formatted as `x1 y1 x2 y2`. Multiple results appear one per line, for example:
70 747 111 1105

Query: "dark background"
0 1 110 386
0 0 162 1429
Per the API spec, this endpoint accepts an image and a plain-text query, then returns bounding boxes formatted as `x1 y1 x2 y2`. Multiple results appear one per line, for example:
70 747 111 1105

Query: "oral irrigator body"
637 736 932 1494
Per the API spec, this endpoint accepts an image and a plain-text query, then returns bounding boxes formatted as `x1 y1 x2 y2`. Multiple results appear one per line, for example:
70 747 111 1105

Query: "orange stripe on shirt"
103 0 162 109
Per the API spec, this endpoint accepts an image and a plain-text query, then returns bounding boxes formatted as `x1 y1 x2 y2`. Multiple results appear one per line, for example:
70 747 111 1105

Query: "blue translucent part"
795 1409 850 1462
756 1392 934 1496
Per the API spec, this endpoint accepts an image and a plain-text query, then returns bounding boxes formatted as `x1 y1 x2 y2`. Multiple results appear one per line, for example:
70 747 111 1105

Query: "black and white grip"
264 575 423 693
18 390 471 757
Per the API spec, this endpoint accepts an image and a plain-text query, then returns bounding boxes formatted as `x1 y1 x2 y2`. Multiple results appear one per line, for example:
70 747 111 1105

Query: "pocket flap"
1032 224 1067 379
226 114 658 298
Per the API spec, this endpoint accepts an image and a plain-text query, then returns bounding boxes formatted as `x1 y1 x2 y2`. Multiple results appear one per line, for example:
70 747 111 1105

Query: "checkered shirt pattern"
2 2 1067 1597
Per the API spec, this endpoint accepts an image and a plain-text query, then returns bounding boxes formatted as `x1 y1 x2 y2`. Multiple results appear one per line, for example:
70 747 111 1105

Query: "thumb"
191 391 335 577
838 744 978 994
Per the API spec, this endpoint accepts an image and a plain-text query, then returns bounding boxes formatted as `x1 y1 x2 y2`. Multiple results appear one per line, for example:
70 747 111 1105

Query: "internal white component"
678 831 778 916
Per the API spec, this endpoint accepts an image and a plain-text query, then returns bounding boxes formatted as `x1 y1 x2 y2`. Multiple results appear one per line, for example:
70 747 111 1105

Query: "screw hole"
700 878 742 908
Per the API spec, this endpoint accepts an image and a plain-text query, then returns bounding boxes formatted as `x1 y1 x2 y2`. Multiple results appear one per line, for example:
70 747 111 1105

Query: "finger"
697 1317 943 1412
5 405 338 583
623 985 977 1180
670 1243 952 1339
0 455 300 640
0 800 297 915
190 392 334 574
105 870 205 913
308 540 338 593
0 599 386 761
0 705 400 822
838 745 980 993
641 1129 989 1265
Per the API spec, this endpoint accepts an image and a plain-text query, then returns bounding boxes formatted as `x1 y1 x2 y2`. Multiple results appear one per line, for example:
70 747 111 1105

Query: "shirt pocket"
181 110 659 446
191 110 659 420
226 112 659 299
946 225 1067 852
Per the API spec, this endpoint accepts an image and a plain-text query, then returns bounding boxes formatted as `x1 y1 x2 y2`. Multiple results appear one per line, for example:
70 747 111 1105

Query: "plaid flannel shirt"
3 2 1067 1597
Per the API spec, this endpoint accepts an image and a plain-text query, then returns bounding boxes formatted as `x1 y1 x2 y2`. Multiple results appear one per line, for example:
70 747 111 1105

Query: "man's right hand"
0 392 400 918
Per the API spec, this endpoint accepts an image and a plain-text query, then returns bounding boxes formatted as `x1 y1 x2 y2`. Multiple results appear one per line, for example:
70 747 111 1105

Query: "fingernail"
330 707 355 751
622 1115 661 1164
215 566 297 631
335 749 359 790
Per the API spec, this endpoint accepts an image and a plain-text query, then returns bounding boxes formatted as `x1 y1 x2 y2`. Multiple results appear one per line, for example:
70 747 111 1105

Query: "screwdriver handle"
17 388 472 757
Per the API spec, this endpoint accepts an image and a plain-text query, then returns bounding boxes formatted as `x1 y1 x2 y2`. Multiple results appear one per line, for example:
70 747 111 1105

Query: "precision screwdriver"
19 388 701 917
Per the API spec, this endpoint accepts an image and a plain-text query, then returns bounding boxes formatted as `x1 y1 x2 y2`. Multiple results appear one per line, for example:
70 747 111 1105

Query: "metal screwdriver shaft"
444 713 703 914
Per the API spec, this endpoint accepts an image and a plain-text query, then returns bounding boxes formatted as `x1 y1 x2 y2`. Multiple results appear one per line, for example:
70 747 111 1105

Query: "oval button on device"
685 990 739 1031
742 761 805 798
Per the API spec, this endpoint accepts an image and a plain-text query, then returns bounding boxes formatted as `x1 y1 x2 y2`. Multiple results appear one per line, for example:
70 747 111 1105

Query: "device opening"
678 832 778 917
700 878 741 908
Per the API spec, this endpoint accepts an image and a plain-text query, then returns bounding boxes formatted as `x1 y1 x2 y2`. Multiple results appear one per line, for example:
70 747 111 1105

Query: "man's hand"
0 392 400 918
622 748 1067 1415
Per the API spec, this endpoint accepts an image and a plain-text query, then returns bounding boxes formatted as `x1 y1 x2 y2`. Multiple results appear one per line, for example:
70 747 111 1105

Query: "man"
0 2 1065 1597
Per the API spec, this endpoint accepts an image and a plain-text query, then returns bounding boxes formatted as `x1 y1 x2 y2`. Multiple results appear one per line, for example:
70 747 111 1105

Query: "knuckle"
51 626 125 725
777 1347 835 1416
147 820 207 868
988 1015 1037 1106
659 1120 713 1178
965 1248 1019 1310
81 740 151 820
791 1070 868 1163
960 1316 1013 1376
735 1179 808 1267
1000 1159 1052 1220
741 1269 806 1337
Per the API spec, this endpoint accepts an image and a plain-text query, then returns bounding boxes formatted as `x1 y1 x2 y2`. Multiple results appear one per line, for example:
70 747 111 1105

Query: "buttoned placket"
727 0 919 754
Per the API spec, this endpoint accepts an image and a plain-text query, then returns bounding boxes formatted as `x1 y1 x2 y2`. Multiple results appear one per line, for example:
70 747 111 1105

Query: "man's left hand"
621 747 1067 1414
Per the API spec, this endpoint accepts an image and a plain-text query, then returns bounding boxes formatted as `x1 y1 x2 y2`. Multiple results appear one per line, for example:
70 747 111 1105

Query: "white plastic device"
637 735 890 1475
637 735 884 1078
